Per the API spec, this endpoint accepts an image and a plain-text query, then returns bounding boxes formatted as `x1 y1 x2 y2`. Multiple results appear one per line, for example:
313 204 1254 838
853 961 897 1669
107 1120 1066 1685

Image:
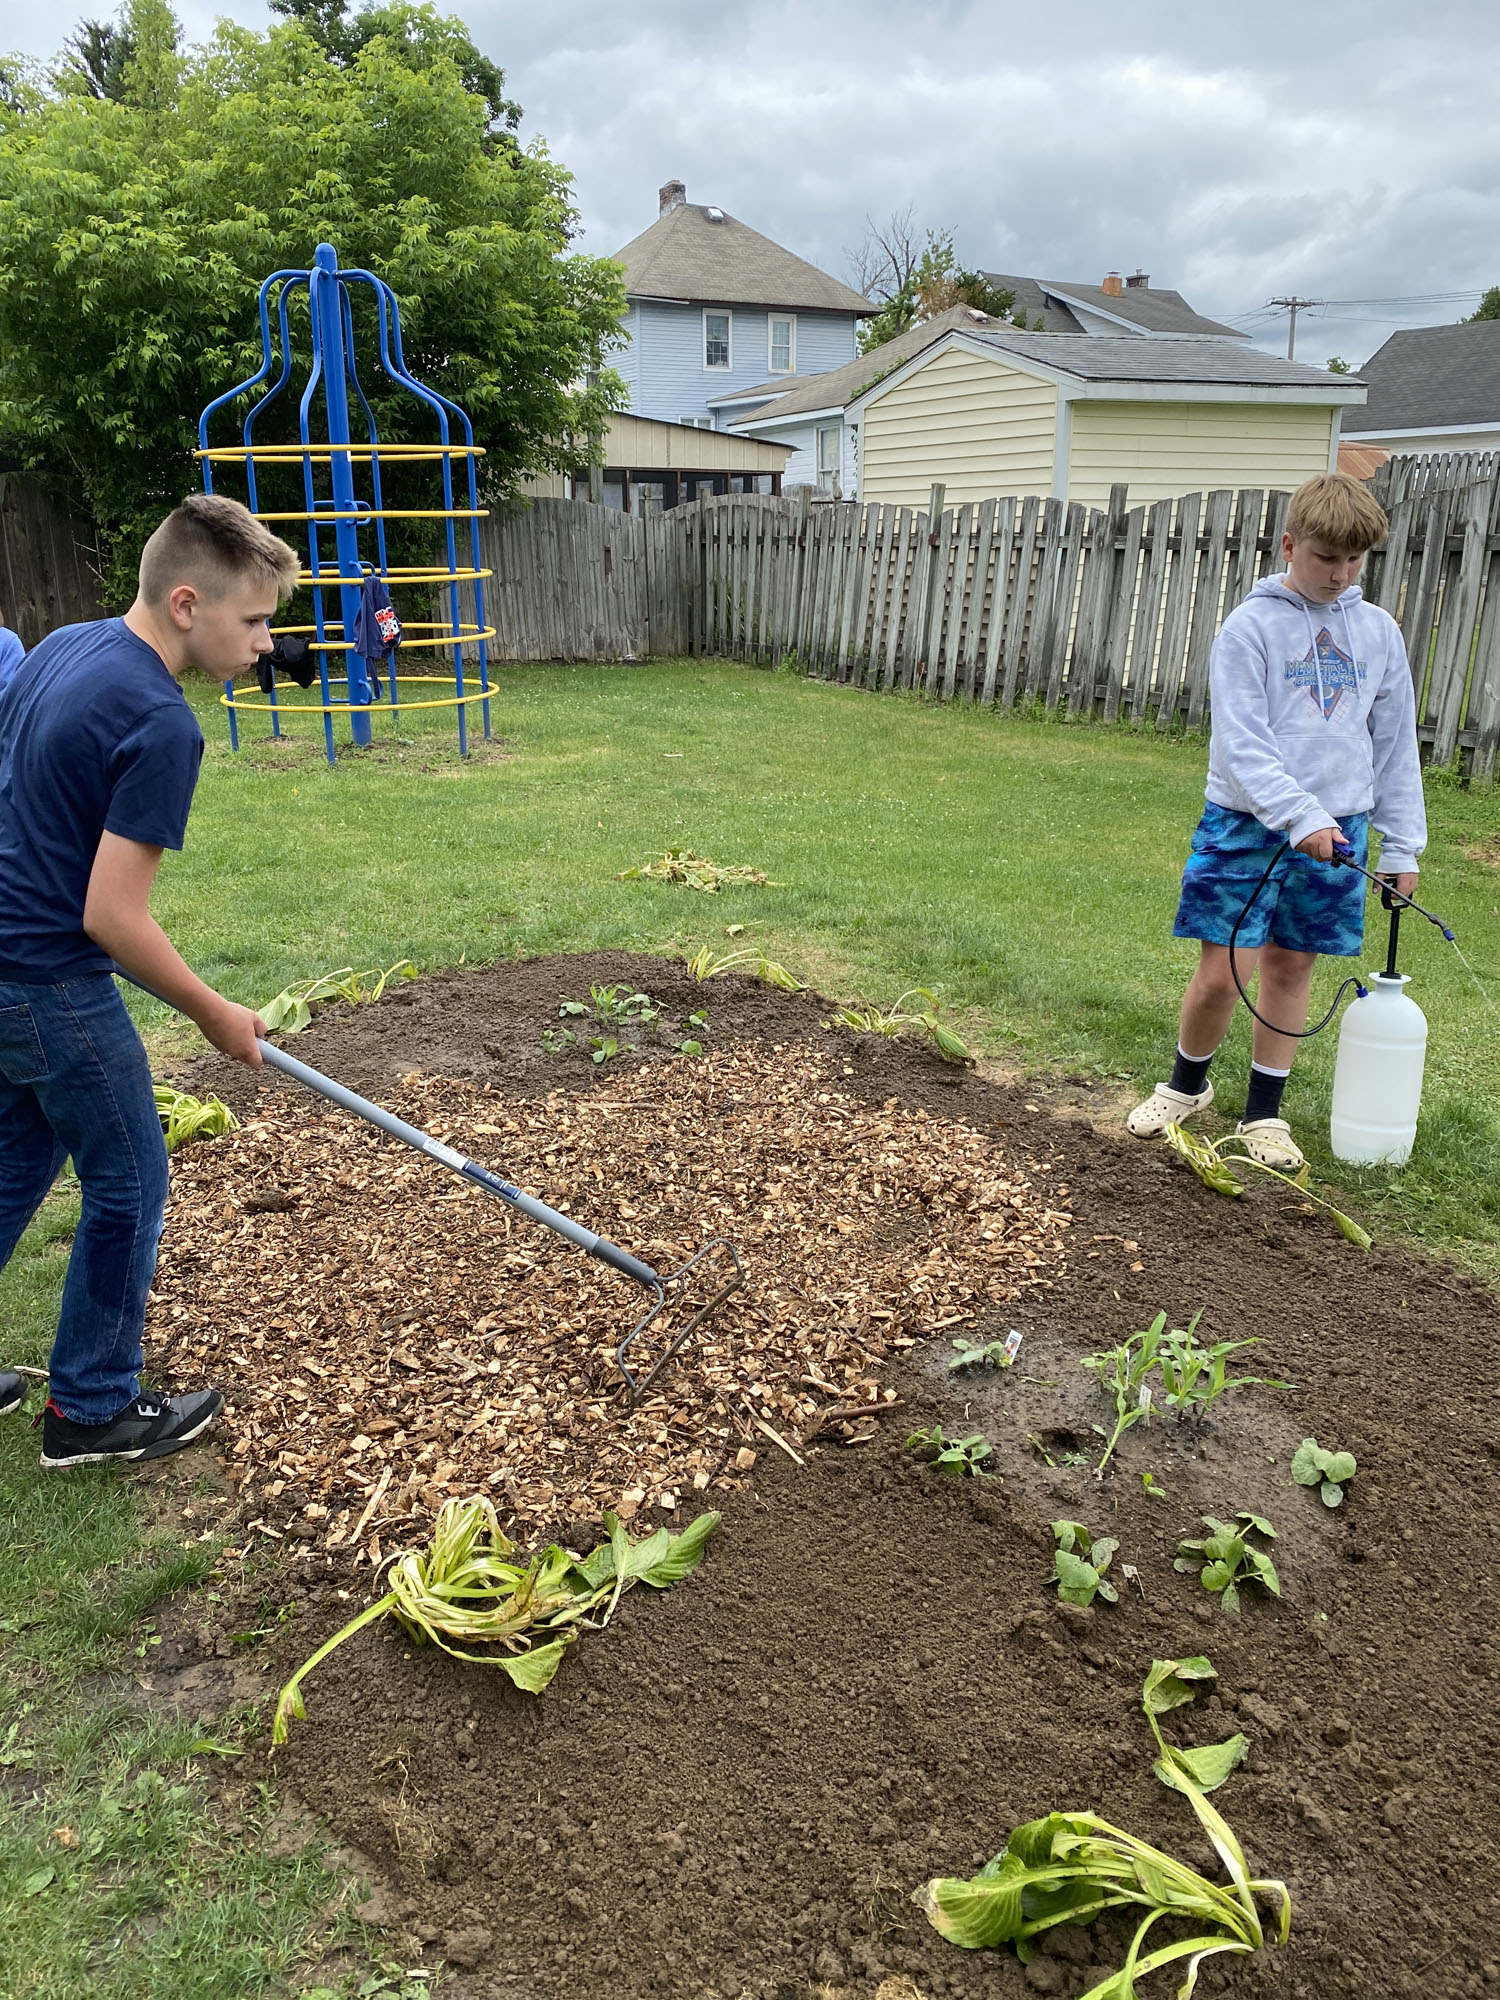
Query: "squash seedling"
560 985 659 1027
948 1331 1021 1372
905 1424 992 1476
1049 1521 1119 1606
153 1084 239 1154
1163 1122 1373 1249
1175 1513 1281 1615
1291 1437 1357 1507
916 1655 1289 1986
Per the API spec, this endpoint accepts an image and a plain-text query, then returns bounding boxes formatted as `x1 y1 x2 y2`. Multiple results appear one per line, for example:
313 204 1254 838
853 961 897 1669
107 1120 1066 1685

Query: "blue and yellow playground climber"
198 242 495 765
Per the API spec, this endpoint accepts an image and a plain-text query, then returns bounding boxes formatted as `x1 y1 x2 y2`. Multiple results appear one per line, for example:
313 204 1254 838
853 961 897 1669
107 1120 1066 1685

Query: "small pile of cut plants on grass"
148 1045 1069 1561
615 848 779 891
273 1495 718 1741
918 1656 1290 1995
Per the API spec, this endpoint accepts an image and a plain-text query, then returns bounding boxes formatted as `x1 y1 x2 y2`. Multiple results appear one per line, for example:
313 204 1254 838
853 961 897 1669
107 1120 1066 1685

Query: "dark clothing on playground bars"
0 617 204 1423
0 619 203 980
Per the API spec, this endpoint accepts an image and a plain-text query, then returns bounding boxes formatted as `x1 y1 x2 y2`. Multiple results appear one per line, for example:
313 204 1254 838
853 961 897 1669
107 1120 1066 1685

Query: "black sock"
1244 1064 1290 1123
1168 1046 1214 1096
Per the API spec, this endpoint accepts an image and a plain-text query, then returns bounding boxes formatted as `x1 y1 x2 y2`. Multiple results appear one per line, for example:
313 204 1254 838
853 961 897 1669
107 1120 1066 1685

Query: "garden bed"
160 954 1499 2000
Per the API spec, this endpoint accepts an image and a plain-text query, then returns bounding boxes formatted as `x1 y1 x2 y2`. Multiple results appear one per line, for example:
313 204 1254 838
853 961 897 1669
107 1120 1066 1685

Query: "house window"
769 315 796 374
704 310 731 370
816 423 841 495
679 415 714 429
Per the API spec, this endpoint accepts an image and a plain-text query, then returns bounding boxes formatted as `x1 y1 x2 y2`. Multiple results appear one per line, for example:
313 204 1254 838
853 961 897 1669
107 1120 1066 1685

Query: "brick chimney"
1101 271 1123 297
659 180 687 217
1125 269 1150 289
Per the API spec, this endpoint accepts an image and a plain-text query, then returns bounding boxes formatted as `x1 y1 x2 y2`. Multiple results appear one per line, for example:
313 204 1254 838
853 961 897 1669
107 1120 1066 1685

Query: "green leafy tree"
1325 355 1353 374
1464 285 1500 322
0 0 626 598
268 0 519 135
858 230 1020 353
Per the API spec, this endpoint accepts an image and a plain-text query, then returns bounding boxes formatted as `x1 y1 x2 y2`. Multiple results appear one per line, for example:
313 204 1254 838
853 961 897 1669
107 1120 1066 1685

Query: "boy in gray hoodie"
1126 472 1425 1170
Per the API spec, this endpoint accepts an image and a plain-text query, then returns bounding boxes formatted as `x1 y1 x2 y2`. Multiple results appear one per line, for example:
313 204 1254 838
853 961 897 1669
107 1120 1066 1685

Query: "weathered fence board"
0 474 106 645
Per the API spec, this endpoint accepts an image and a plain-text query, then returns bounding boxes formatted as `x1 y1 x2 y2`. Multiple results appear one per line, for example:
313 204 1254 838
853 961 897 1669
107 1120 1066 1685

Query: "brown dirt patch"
165 954 1500 2000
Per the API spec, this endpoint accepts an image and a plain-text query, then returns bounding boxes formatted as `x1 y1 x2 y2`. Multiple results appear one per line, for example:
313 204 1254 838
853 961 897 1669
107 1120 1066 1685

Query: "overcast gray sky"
4 0 1498 364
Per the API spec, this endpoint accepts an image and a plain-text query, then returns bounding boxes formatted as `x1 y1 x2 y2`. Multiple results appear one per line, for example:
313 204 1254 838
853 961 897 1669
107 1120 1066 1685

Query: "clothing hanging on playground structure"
257 633 317 694
352 573 402 700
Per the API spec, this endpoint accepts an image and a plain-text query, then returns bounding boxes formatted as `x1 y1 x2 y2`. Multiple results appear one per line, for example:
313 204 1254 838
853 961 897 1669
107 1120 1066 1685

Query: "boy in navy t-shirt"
0 495 299 1467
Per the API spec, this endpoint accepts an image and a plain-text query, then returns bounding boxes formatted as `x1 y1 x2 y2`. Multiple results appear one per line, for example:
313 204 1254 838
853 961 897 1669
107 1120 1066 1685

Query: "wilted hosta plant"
261 961 416 1034
153 1084 239 1153
1162 1121 1372 1249
916 1656 1289 1996
1291 1437 1357 1507
273 1497 718 1744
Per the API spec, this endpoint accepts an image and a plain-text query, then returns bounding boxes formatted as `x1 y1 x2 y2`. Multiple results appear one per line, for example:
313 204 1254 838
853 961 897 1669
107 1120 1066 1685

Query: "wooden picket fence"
1368 450 1500 510
462 462 1500 779
0 473 106 645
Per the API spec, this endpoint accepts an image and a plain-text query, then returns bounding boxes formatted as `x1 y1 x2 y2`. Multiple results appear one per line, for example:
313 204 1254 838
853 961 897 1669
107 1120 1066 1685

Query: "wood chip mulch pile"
147 1044 1070 1564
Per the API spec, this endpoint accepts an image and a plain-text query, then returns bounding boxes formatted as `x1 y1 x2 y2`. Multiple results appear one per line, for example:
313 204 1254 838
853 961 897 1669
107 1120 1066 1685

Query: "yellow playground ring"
296 565 492 587
196 443 484 463
254 506 487 522
221 672 496 717
270 620 495 652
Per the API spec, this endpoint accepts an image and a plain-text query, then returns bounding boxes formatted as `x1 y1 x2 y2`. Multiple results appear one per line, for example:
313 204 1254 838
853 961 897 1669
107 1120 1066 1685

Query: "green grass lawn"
3 654 1497 1996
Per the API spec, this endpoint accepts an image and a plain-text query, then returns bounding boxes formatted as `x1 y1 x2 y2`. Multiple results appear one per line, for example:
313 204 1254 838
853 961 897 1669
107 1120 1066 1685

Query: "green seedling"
1081 1312 1168 1475
1163 1122 1373 1250
588 1036 619 1065
615 847 779 891
1290 1437 1357 1508
1049 1521 1119 1606
686 944 805 991
1028 1434 1090 1469
1142 1471 1168 1501
686 1010 708 1030
1175 1513 1281 1615
947 1334 1018 1372
152 1083 239 1153
539 1025 576 1054
916 1655 1289 1989
560 984 659 1026
835 988 972 1063
1155 1312 1290 1422
273 1495 718 1743
905 1424 992 1477
261 960 416 1033
675 1039 704 1057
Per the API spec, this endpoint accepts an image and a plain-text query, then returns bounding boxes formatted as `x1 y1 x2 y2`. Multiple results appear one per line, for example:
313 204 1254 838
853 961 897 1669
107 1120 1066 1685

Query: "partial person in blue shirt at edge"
0 606 23 695
0 495 300 1469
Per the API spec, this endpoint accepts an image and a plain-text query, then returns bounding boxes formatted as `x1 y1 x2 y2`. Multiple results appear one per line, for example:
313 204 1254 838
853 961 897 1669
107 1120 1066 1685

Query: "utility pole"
1267 296 1324 361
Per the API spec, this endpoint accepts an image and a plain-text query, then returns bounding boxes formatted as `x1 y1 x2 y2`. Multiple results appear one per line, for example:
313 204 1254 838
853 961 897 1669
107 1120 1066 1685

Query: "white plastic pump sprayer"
1329 884 1432 1165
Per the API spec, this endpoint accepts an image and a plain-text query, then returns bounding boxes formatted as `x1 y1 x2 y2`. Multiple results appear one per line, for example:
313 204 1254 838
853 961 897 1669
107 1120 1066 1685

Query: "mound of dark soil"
180 954 1500 2000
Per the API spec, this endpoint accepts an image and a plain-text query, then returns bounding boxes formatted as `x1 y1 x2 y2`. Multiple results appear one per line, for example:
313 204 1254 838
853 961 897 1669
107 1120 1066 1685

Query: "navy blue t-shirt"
0 619 205 980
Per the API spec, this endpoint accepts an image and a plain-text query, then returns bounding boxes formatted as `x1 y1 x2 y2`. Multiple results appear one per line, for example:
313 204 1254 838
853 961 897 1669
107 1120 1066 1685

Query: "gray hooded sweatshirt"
1205 574 1426 876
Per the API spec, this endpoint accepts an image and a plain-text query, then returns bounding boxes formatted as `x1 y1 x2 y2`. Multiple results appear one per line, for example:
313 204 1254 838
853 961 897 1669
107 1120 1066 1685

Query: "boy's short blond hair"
139 494 301 606
1285 473 1388 555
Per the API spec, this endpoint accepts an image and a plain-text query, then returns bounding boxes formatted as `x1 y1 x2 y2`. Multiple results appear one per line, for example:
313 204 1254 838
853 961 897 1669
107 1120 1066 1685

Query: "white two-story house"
609 181 874 450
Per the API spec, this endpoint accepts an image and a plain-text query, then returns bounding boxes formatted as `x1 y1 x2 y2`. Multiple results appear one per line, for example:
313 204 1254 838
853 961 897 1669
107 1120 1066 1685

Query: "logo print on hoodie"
1285 627 1361 720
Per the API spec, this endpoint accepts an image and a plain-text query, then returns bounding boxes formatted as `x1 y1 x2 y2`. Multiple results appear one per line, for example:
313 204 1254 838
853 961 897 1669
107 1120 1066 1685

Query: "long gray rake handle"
252 1038 663 1289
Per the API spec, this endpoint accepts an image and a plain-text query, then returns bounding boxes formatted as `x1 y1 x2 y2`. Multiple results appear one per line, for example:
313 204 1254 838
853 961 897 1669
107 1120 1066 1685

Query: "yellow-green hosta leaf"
498 1639 572 1693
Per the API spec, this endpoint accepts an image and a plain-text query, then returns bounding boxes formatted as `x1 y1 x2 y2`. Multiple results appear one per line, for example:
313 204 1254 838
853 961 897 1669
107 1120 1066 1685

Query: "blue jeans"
0 975 167 1422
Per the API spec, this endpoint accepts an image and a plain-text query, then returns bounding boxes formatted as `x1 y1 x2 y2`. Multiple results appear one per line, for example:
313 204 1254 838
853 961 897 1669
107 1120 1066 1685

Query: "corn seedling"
686 945 805 991
905 1424 992 1477
1290 1437 1357 1508
1155 1312 1290 1422
948 1333 1019 1373
152 1084 240 1154
615 847 779 892
1081 1312 1169 1475
1163 1122 1373 1250
559 985 659 1026
916 1656 1289 1991
1049 1521 1119 1606
273 1496 719 1745
1175 1513 1281 1615
834 988 972 1063
261 961 417 1034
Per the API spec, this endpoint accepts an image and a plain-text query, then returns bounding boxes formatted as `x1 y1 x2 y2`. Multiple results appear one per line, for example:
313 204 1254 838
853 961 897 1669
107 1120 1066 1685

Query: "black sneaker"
0 1371 26 1417
40 1389 224 1469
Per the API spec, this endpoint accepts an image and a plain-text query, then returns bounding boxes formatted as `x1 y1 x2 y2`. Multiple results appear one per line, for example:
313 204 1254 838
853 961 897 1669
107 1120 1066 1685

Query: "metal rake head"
614 1239 746 1401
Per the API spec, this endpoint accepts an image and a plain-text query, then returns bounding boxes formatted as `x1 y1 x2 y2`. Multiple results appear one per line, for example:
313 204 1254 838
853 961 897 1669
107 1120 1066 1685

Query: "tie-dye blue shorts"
1173 804 1370 957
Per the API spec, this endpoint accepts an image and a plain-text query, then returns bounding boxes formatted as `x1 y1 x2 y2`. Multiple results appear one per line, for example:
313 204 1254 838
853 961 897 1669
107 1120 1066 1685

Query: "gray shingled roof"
955 329 1364 391
723 306 1009 427
612 203 874 314
1340 320 1500 434
982 274 1246 339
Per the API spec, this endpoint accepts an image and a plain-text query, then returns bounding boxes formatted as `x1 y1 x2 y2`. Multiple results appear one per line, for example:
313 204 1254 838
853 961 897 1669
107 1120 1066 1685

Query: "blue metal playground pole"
310 244 373 747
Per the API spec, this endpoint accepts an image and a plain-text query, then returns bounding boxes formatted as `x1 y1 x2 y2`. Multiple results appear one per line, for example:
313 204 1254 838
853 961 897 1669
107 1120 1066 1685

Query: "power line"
1267 296 1324 360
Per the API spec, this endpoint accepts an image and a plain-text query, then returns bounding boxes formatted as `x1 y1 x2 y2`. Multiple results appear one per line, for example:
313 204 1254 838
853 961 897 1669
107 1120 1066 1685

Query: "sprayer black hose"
1226 841 1366 1041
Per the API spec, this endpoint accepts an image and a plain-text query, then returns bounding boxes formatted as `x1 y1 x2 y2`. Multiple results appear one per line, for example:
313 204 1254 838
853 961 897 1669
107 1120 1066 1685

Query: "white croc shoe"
1125 1079 1214 1139
1235 1117 1305 1172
